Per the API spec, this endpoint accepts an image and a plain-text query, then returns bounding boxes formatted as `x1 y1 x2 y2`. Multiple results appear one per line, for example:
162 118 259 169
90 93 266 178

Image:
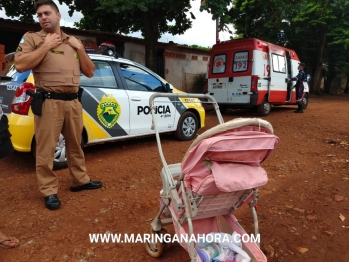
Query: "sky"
0 0 234 48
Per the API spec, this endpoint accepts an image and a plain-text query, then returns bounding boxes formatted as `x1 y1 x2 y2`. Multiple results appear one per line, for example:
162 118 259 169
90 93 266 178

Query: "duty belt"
36 90 78 101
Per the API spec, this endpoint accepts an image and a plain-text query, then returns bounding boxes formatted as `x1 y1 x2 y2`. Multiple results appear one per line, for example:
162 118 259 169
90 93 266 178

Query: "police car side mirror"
165 83 172 93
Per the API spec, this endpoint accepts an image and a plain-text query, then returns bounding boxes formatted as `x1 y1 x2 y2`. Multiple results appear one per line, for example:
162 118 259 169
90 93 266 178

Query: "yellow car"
3 54 205 169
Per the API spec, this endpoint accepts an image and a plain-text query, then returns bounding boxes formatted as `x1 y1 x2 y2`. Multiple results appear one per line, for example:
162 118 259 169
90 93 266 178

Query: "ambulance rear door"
228 50 251 104
267 44 288 103
208 54 228 103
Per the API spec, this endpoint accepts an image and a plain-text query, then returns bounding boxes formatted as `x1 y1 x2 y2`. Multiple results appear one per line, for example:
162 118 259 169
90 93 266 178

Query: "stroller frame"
146 93 274 262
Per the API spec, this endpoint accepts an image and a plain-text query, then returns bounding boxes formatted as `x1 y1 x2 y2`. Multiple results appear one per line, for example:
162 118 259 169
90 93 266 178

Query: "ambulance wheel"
175 111 198 141
302 94 309 109
257 97 271 116
32 133 84 170
144 228 164 258
218 104 228 113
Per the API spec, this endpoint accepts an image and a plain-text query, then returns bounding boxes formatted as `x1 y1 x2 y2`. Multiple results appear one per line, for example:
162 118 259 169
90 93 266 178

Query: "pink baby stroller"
145 93 280 262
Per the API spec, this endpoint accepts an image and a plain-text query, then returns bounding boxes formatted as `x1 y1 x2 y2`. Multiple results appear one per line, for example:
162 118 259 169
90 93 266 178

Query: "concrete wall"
123 44 210 91
164 50 209 91
123 42 145 66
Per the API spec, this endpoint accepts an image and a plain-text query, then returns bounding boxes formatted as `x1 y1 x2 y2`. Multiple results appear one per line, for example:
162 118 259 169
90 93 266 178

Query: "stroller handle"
149 93 224 124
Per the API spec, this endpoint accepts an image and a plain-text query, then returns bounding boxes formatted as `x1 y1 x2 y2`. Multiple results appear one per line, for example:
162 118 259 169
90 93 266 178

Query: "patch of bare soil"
0 95 348 262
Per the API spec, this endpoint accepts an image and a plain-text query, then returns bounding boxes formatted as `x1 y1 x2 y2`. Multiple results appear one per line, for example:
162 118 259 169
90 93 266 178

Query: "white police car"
5 54 205 169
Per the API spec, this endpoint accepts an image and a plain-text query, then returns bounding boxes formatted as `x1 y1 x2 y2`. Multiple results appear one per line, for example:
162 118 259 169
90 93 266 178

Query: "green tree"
208 0 349 95
60 0 196 71
199 0 234 34
0 0 195 72
0 0 35 23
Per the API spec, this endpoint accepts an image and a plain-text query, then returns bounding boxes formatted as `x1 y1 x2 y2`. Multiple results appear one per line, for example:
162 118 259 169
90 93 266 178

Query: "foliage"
0 0 36 23
0 0 197 72
199 0 234 33
56 0 195 71
214 0 349 95
189 45 211 51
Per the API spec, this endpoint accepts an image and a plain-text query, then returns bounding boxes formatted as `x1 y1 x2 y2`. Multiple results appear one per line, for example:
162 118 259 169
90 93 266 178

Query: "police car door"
118 63 176 135
268 44 287 103
80 59 130 142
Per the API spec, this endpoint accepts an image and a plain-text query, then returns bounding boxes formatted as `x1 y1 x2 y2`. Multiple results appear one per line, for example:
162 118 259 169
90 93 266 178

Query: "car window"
271 54 286 73
232 51 248 72
120 64 165 92
212 54 226 74
80 60 118 88
3 64 31 82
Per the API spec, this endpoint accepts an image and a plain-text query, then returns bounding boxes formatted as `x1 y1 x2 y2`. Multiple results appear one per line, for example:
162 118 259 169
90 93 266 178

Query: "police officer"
289 62 306 113
14 0 102 210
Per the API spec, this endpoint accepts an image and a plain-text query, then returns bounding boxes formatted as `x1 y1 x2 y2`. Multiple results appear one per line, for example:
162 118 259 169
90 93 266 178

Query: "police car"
5 54 205 169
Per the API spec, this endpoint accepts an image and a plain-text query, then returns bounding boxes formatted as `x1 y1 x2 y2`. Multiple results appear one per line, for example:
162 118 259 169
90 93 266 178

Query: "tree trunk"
344 73 349 94
143 11 159 72
310 25 327 95
324 76 333 94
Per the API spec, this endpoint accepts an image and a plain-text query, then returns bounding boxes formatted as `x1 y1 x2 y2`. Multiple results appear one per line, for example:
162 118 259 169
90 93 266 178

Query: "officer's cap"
298 62 305 67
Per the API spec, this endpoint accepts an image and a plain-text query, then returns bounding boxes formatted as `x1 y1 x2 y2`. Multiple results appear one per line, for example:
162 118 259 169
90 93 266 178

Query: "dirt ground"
0 95 348 262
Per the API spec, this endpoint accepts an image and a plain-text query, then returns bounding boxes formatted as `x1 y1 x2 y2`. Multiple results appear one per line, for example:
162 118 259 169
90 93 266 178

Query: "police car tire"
52 160 68 170
257 97 271 116
175 111 198 141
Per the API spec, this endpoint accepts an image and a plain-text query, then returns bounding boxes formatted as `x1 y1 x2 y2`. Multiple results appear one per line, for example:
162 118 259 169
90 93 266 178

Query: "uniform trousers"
296 85 304 102
34 98 90 196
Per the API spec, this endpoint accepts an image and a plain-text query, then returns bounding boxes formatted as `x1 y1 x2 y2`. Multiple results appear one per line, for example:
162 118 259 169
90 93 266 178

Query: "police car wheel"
302 94 309 109
52 134 68 170
175 111 198 141
257 97 271 116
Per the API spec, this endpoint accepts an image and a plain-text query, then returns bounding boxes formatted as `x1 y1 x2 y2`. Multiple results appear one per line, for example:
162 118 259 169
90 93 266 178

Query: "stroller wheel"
158 228 172 251
144 228 164 258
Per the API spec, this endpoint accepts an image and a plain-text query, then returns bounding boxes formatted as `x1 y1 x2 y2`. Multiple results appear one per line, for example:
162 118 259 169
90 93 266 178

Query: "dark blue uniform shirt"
291 69 306 100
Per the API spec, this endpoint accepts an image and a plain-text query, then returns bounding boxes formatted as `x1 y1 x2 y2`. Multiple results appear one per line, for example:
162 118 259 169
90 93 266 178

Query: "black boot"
294 103 303 113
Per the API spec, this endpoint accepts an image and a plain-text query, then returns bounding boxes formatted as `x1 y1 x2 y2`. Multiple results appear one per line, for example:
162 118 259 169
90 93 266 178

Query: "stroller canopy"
181 118 280 195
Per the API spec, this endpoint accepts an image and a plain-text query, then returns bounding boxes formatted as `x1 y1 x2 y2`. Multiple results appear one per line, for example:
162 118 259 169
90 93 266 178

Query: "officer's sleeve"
15 32 36 58
295 71 303 80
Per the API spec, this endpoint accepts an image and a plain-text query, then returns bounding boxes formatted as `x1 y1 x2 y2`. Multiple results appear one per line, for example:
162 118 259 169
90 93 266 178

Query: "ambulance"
206 38 309 115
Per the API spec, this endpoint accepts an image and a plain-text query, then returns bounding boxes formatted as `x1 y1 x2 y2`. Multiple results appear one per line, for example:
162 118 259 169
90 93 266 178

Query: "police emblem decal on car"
97 94 121 128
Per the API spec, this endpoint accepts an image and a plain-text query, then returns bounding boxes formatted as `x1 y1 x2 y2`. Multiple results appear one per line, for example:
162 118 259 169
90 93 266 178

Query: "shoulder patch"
20 37 25 43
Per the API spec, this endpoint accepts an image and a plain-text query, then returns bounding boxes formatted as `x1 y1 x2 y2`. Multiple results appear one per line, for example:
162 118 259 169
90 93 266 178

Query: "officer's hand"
285 78 290 83
44 33 62 49
67 36 83 51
